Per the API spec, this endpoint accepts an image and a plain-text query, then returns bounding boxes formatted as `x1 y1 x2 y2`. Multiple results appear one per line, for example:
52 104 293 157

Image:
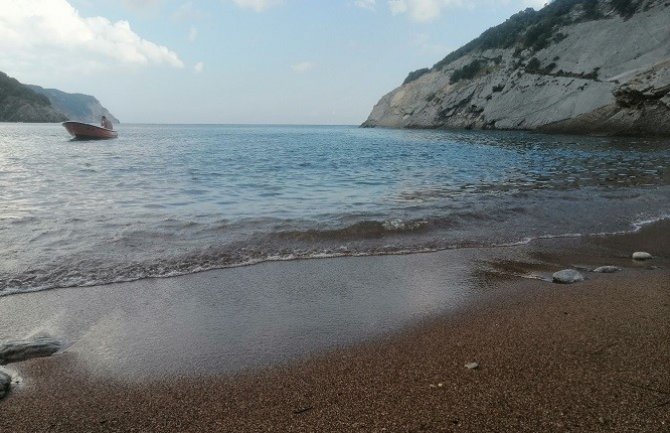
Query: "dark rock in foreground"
0 370 10 399
0 337 62 365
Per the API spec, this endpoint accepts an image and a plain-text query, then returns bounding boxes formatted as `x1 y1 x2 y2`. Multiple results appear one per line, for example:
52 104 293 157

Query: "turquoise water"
1 123 669 294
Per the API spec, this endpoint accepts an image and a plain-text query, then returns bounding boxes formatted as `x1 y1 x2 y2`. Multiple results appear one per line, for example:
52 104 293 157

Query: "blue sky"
0 0 545 124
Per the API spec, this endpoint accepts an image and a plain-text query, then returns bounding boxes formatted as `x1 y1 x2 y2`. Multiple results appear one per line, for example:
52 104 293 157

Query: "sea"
1 123 669 296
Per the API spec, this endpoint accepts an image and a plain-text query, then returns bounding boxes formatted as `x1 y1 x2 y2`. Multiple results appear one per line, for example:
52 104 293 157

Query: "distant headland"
362 0 670 136
0 71 118 124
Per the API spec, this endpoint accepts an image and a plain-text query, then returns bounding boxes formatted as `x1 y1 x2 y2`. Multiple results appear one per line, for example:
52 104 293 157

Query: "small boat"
62 121 118 139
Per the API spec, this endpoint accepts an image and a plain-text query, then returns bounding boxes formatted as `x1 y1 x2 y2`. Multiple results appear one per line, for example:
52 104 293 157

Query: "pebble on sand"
632 252 653 260
0 336 62 365
0 370 11 400
593 266 622 273
552 269 584 284
465 362 480 370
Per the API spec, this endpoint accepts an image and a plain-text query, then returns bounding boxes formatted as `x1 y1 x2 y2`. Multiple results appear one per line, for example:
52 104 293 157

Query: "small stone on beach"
632 251 653 260
0 370 11 400
552 269 584 284
593 266 621 273
465 362 480 370
0 336 62 365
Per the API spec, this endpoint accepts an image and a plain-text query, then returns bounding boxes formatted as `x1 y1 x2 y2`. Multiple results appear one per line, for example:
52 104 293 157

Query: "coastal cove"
2 1 670 431
0 219 668 431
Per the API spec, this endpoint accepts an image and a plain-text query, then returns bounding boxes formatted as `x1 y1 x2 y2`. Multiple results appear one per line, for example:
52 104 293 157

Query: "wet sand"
0 222 668 432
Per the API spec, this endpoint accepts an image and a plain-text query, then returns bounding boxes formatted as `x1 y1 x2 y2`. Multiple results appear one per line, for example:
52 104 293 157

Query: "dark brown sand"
0 223 668 432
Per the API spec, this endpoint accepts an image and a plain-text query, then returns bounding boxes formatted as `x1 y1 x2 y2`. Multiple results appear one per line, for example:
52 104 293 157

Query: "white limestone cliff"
362 0 670 136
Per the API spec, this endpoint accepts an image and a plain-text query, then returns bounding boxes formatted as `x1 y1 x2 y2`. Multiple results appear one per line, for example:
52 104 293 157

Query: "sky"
0 0 546 124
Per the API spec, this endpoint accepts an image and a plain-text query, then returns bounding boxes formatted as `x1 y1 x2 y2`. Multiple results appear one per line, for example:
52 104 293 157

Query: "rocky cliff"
0 70 118 123
0 72 67 123
28 85 119 124
362 0 670 136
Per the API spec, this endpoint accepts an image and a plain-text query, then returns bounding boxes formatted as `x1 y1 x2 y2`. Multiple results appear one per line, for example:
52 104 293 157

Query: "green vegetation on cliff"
403 0 642 85
449 60 484 84
0 72 67 122
28 85 119 124
0 70 118 123
402 68 431 85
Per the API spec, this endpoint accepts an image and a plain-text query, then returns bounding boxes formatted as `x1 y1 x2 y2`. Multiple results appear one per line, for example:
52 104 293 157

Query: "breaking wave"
1 212 667 296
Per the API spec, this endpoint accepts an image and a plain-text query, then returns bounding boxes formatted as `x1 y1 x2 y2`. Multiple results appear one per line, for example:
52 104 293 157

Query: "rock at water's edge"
0 370 11 399
0 337 62 365
552 269 585 284
593 266 622 273
632 252 653 260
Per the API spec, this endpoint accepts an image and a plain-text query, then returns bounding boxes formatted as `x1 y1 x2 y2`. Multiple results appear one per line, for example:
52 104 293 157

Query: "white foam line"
631 213 670 232
2 214 669 297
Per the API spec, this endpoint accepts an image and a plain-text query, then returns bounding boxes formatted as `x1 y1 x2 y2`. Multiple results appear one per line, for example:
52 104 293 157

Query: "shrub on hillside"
611 0 639 18
403 68 431 85
450 60 484 84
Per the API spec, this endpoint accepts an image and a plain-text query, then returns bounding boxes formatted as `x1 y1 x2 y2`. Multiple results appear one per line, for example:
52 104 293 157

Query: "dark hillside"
0 72 67 122
28 85 119 124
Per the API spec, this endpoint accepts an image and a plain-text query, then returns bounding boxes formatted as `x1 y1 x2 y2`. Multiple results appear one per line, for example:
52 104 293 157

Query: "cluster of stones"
551 251 653 284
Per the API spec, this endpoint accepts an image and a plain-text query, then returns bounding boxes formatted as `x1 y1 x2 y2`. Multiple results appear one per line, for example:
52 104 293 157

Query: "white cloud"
388 0 547 22
231 0 283 12
291 61 315 73
388 0 464 22
0 0 184 73
521 0 547 9
355 0 377 11
194 61 204 73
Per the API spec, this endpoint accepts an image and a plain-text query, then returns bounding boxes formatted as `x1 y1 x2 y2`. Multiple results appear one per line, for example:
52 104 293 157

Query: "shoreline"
2 210 668 298
0 221 668 431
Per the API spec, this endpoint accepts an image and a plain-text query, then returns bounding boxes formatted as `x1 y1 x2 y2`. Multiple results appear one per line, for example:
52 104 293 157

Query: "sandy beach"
0 221 668 432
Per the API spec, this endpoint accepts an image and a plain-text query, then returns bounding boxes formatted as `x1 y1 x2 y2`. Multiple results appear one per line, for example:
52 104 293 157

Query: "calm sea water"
1 123 668 295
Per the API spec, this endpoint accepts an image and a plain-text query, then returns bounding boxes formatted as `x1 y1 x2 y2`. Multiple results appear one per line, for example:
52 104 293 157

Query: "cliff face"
27 86 119 124
0 70 118 124
0 72 67 122
362 0 670 136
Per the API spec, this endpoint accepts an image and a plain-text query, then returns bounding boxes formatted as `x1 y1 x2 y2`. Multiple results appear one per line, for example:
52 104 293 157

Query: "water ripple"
0 124 669 294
